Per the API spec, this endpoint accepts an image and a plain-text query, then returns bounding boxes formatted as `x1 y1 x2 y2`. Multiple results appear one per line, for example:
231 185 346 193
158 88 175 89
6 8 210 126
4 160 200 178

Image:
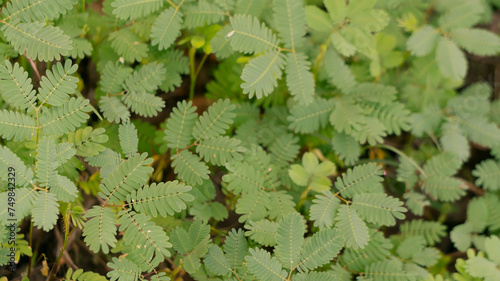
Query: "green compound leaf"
32 191 59 231
40 97 93 136
332 132 361 166
117 210 172 267
123 62 166 94
107 257 142 281
50 175 78 203
127 181 193 217
224 229 249 270
1 21 73 61
296 228 344 272
360 259 415 281
406 25 439 57
83 206 117 254
351 193 407 226
98 153 153 204
118 122 138 158
35 136 57 188
192 99 236 141
109 28 148 63
275 212 306 266
66 126 108 157
245 219 278 246
1 0 77 22
472 160 500 191
436 36 467 81
164 100 197 151
171 150 210 186
285 52 315 105
421 176 466 202
99 96 130 124
235 188 269 223
240 50 286 99
0 61 37 110
111 0 163 20
334 163 384 198
451 28 500 56
0 110 36 141
151 7 183 51
196 136 245 166
184 0 226 29
400 219 447 245
310 190 341 229
204 245 231 276
0 145 34 188
98 62 133 96
122 92 165 117
335 204 369 250
228 14 280 54
288 97 335 134
245 248 288 281
38 59 79 107
273 0 307 49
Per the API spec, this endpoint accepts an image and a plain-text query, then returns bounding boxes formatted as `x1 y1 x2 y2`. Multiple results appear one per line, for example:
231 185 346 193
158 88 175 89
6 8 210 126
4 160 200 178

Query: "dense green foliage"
0 0 500 280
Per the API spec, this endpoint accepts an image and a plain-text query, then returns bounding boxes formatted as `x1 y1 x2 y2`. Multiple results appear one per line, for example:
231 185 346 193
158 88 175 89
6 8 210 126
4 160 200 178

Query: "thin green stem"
376 144 427 177
82 0 85 12
47 213 73 281
27 220 33 277
189 47 196 100
189 49 209 101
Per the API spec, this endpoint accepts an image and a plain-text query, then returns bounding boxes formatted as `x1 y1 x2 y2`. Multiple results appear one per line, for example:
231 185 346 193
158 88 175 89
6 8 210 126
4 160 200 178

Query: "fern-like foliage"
127 181 194 217
117 210 172 268
335 205 370 250
285 52 315 105
32 191 59 231
111 0 163 20
119 122 138 158
0 109 36 141
472 160 500 191
309 191 341 229
0 61 37 110
334 163 384 198
240 50 285 99
0 145 34 188
196 136 245 165
40 97 92 136
164 100 198 151
66 126 108 157
98 153 153 204
183 1 226 29
1 0 77 22
192 99 236 141
287 97 335 134
171 150 210 186
109 28 148 63
37 59 78 106
273 0 307 50
83 206 117 254
245 248 288 281
245 219 278 246
351 193 407 226
296 228 344 272
274 212 306 266
151 7 183 51
228 14 280 54
1 21 72 61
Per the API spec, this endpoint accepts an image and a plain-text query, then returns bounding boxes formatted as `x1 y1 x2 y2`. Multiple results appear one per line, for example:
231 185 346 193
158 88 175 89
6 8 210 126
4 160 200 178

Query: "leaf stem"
47 211 73 281
189 46 196 100
189 49 209 101
376 144 427 177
